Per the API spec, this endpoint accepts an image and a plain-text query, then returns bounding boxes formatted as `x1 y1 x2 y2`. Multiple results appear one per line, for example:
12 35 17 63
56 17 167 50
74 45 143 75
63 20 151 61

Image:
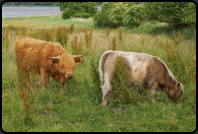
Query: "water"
2 6 101 18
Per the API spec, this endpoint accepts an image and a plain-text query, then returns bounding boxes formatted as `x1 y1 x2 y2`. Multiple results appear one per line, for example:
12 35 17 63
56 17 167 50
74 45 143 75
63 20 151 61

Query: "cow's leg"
26 73 31 88
102 89 110 107
149 83 158 104
137 86 144 95
40 68 49 89
61 82 65 90
135 86 144 100
102 76 111 107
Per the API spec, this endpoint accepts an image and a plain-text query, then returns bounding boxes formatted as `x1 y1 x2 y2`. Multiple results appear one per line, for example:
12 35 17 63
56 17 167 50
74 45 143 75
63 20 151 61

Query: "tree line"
93 2 196 28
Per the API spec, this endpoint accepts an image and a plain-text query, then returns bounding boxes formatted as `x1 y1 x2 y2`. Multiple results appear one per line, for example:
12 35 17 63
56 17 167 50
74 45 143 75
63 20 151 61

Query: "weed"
56 26 63 45
105 27 110 37
112 37 116 50
69 24 74 34
110 55 132 107
88 55 103 104
71 35 83 55
117 26 122 41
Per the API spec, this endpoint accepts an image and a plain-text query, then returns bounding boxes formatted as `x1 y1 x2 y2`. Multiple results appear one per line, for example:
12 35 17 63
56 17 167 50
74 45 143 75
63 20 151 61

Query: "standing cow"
14 36 88 89
99 50 184 107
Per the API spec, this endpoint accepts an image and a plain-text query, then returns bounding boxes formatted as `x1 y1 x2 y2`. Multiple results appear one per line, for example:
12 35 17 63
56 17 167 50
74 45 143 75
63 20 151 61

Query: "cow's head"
47 52 88 80
167 82 184 103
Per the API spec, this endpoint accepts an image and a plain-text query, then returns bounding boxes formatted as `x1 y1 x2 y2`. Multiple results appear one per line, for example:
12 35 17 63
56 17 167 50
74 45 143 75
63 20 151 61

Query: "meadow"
2 15 196 132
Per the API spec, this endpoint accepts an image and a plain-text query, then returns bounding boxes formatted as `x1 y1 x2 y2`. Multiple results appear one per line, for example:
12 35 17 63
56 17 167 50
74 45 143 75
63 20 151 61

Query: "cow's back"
14 36 66 72
99 51 154 87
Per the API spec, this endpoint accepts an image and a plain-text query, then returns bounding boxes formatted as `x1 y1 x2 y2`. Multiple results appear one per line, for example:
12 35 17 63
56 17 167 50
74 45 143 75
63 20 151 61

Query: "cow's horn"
73 52 88 58
47 56 59 60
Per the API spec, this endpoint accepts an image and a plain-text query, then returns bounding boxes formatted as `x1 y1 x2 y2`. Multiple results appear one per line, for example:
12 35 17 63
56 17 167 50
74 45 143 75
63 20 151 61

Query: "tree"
93 2 115 27
123 5 144 27
94 2 136 28
143 2 195 28
58 2 97 19
108 3 128 27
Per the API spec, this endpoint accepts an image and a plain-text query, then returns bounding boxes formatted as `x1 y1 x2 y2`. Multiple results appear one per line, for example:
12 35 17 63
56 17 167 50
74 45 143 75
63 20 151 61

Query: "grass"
2 15 196 132
128 21 196 40
2 15 95 29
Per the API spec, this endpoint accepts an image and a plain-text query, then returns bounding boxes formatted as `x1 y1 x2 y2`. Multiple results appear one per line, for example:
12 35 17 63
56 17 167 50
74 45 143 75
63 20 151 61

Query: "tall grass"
2 18 196 132
110 55 132 107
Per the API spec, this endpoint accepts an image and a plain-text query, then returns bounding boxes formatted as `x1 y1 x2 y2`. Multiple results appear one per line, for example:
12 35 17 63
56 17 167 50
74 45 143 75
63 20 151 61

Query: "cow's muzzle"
66 73 73 78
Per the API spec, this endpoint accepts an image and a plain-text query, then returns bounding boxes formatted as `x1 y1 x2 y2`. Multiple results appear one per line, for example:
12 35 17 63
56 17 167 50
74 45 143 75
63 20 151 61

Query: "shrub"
73 13 83 18
88 56 103 104
82 12 90 19
59 2 97 19
93 2 114 27
143 2 195 28
108 2 128 27
110 55 132 106
123 5 144 27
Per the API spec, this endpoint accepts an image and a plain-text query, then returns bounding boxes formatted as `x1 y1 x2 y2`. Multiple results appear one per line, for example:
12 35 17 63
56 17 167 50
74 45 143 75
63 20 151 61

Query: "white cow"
99 50 184 107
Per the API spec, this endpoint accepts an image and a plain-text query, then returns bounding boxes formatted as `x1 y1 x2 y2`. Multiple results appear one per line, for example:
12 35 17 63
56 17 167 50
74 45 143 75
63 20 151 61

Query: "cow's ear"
176 82 181 91
47 56 59 65
176 82 184 94
74 57 82 65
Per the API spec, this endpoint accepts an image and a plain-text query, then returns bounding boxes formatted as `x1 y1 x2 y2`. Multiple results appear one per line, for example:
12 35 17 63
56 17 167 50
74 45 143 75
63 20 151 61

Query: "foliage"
123 5 144 27
165 32 195 84
107 3 128 27
184 2 196 26
82 12 91 19
93 2 115 27
110 55 132 107
73 12 91 19
117 26 123 41
143 2 196 28
142 2 160 22
88 55 103 104
94 2 135 28
58 2 97 20
70 35 83 55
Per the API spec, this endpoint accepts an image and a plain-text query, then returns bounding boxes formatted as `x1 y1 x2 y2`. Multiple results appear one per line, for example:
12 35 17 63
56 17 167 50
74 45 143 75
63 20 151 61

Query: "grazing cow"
14 36 88 89
99 50 184 107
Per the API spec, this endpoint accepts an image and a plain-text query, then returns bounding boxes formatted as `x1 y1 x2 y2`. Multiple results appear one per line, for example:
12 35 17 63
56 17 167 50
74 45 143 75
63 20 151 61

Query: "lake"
2 6 101 18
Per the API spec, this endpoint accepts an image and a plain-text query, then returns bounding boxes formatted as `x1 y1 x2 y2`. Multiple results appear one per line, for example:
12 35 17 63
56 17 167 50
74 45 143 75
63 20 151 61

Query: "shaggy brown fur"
14 36 87 89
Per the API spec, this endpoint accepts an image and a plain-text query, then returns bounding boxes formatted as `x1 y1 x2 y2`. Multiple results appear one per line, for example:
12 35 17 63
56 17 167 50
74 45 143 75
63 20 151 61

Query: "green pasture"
2 15 196 132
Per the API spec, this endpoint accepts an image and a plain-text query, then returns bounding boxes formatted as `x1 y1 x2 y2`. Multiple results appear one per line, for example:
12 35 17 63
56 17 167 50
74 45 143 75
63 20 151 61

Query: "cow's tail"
99 51 110 88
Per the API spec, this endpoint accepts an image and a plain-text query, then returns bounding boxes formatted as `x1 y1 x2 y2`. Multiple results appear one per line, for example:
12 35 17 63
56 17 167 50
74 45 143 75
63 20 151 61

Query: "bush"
88 55 103 104
93 2 114 27
143 2 195 28
59 2 97 20
108 3 128 27
123 5 144 27
82 12 90 19
110 55 132 106
73 13 83 18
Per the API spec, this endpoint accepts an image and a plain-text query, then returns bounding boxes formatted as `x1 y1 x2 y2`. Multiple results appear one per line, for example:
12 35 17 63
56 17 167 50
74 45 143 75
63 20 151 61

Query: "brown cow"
99 50 184 107
14 36 87 89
